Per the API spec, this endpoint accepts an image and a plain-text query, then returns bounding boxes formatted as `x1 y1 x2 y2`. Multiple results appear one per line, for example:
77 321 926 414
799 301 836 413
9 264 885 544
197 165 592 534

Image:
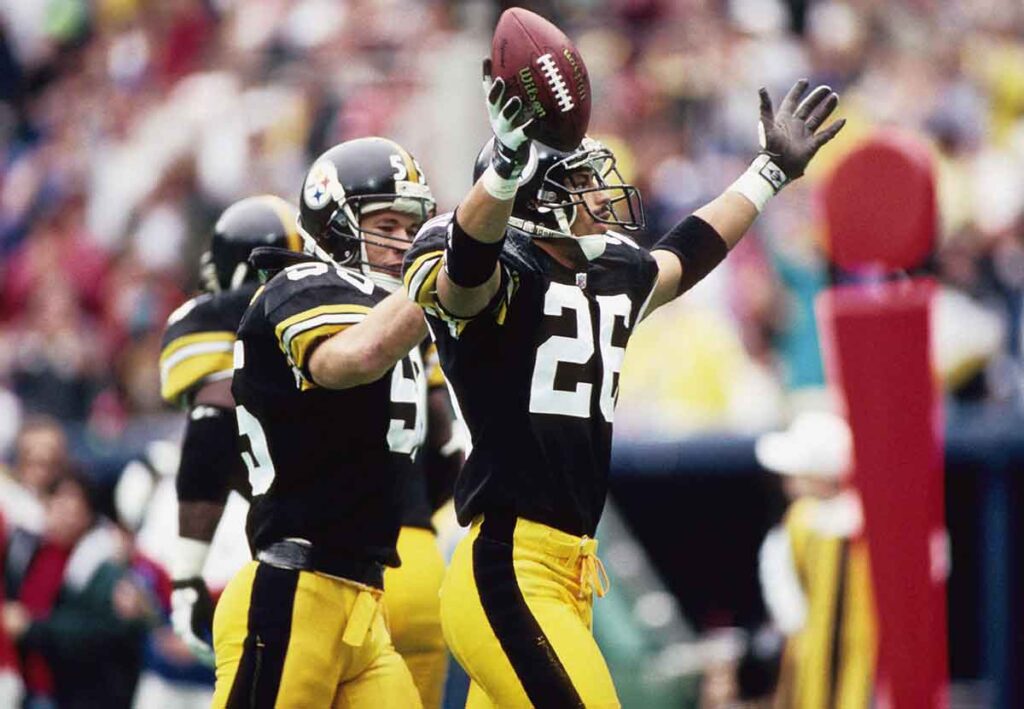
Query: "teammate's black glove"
482 58 533 180
171 576 215 666
757 79 846 185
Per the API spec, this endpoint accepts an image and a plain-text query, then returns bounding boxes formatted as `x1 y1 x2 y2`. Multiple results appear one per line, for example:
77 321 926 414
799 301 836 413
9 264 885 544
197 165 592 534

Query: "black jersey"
403 213 659 537
232 255 427 568
397 342 448 530
159 284 258 408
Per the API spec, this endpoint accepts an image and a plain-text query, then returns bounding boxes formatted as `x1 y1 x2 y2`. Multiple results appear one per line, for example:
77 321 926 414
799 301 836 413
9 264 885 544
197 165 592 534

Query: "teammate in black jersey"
213 137 450 708
159 195 301 666
402 61 846 707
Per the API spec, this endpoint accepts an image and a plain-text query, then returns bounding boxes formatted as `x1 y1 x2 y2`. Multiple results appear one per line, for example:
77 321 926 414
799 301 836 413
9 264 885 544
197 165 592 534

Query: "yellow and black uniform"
383 342 451 709
160 285 257 408
159 285 256 503
214 252 426 708
774 496 876 709
403 214 659 708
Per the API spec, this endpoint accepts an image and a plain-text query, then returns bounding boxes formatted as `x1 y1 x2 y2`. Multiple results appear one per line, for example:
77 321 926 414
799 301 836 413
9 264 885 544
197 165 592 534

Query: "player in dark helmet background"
212 136 455 708
159 194 302 667
402 59 846 707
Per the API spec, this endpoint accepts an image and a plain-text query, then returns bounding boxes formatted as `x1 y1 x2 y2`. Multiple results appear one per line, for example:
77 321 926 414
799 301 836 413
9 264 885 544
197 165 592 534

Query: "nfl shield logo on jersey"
575 272 587 289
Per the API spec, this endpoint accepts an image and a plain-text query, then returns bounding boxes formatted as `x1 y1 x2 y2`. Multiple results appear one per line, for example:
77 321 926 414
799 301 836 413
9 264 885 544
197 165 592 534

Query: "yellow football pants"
440 513 619 709
212 561 421 708
384 526 449 709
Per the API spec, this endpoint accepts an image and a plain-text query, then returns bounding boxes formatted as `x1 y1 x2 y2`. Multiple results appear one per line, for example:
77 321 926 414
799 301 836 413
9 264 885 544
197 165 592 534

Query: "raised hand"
757 79 846 186
482 58 533 180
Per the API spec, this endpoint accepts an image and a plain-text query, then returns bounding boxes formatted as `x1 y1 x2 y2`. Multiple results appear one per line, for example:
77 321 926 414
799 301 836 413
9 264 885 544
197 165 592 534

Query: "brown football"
491 8 591 152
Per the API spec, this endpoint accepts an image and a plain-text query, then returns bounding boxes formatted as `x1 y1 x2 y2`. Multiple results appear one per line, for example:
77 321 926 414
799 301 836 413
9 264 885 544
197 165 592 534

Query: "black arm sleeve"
176 405 248 504
652 215 729 295
444 211 505 288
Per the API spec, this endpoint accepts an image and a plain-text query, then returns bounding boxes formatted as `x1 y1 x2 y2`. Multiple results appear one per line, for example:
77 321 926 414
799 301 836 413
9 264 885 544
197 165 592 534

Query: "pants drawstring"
577 537 610 600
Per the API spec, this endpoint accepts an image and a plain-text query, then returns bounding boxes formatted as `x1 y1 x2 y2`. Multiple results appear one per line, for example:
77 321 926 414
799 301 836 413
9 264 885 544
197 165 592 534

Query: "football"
491 8 591 152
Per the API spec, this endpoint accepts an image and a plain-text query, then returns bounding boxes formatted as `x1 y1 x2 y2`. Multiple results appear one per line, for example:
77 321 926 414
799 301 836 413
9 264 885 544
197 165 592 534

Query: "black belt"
256 540 384 589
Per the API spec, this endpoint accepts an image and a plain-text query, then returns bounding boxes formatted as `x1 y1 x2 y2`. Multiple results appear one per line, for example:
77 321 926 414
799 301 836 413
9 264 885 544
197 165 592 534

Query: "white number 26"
529 283 632 423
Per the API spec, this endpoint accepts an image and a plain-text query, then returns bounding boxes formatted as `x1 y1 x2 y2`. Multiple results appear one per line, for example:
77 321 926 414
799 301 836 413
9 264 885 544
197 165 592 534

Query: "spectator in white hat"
754 411 876 709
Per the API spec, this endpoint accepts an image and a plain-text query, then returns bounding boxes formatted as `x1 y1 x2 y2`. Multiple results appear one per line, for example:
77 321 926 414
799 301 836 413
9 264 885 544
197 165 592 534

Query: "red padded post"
817 282 947 709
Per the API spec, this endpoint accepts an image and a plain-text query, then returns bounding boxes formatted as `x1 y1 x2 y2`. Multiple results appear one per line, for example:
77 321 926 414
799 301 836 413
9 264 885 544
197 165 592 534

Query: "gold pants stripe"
440 514 620 709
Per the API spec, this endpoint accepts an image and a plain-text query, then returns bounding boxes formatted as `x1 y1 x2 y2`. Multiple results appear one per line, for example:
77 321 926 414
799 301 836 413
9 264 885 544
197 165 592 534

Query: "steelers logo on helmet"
297 138 436 289
303 160 339 211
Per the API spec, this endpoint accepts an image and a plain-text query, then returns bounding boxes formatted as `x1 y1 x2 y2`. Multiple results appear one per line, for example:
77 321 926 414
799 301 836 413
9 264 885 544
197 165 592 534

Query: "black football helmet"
473 136 644 238
200 195 301 292
297 137 436 286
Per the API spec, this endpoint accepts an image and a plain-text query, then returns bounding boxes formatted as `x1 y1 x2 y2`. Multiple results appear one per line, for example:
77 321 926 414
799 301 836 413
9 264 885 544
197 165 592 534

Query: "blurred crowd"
0 0 1019 448
0 0 1023 705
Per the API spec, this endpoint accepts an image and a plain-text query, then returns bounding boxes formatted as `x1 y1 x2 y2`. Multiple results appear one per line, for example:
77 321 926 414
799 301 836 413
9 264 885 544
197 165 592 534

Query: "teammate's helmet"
201 195 301 292
473 136 644 237
297 137 436 282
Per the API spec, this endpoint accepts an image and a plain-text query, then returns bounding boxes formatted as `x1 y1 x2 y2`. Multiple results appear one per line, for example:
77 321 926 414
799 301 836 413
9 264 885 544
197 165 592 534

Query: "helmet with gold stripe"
201 195 301 292
298 137 436 289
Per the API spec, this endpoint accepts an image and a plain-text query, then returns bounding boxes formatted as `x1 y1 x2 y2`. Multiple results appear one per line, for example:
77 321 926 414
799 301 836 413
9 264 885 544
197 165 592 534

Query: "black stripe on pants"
827 539 850 709
227 563 300 709
474 513 585 709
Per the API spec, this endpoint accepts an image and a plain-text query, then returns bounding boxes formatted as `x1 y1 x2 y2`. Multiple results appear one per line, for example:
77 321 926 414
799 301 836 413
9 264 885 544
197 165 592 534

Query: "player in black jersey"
213 137 450 708
402 62 846 707
159 195 301 666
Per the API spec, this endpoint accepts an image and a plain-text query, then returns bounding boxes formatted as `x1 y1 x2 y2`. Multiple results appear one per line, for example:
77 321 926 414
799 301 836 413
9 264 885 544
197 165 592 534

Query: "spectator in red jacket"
3 471 150 708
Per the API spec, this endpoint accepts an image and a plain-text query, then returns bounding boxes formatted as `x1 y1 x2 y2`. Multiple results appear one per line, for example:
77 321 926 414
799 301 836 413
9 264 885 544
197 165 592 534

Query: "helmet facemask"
529 140 645 236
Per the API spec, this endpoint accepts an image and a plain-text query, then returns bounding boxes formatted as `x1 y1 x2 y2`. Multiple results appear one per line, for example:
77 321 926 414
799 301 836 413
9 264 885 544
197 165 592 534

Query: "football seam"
536 53 575 113
507 11 577 116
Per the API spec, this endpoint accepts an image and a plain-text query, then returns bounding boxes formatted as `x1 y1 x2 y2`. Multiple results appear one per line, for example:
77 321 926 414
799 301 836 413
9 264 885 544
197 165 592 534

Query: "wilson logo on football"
536 53 575 113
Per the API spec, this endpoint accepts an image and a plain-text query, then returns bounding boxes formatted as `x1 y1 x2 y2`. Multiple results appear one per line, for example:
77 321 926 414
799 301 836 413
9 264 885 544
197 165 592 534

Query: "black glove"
482 58 533 180
758 79 846 184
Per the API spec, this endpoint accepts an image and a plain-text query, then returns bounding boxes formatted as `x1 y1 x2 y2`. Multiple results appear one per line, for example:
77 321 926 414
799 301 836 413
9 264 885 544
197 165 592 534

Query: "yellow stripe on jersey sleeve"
159 331 236 404
273 304 372 372
403 249 444 308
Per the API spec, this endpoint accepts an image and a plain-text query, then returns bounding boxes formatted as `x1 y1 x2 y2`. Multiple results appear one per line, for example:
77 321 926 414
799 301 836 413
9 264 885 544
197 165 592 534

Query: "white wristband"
728 154 788 213
481 165 519 201
172 537 211 580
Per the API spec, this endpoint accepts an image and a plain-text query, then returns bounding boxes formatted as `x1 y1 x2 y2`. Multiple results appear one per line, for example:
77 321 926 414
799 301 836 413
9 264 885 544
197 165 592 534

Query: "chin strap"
507 217 607 261
366 270 401 293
